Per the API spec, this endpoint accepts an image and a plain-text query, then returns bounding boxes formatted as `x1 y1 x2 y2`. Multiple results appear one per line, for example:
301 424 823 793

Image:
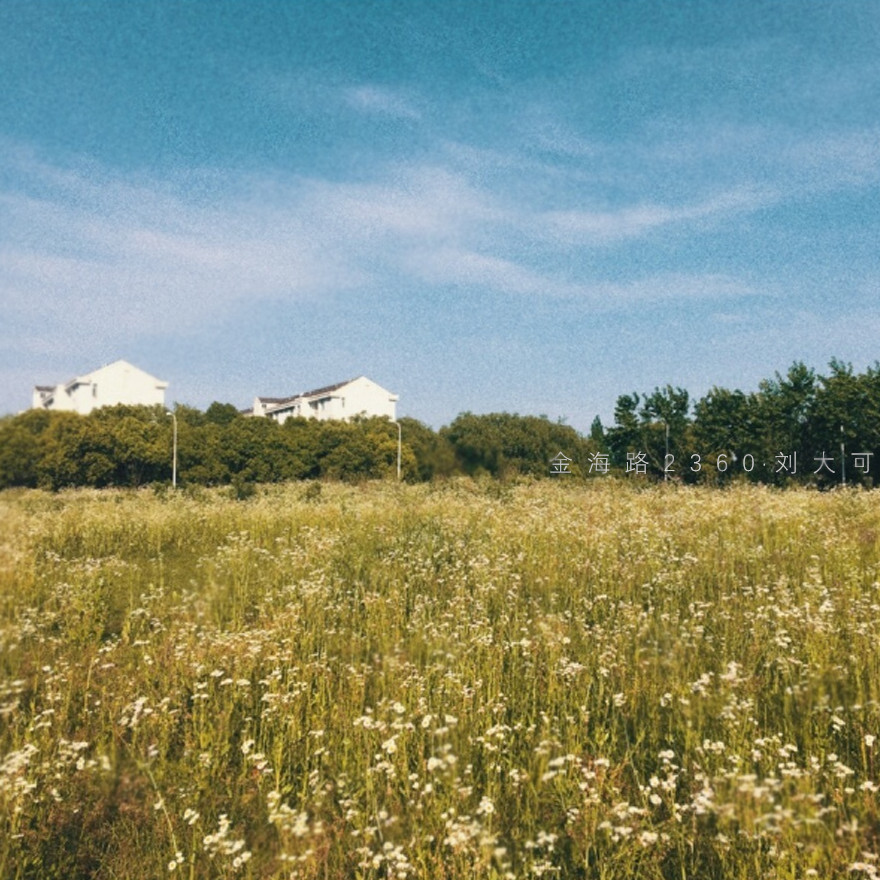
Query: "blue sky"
2 1 879 430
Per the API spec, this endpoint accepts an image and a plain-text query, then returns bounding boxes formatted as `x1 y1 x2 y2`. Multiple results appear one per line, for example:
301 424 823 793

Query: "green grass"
1 479 879 878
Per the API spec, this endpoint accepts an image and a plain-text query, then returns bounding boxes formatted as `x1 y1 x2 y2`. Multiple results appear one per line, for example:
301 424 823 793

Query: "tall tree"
755 362 816 484
692 387 760 483
606 393 641 471
640 385 690 480
810 360 874 486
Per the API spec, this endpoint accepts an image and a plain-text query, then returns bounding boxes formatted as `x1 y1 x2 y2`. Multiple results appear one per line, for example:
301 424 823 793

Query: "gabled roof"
299 377 359 399
34 359 168 396
261 378 361 414
256 376 396 417
65 375 93 391
256 395 297 405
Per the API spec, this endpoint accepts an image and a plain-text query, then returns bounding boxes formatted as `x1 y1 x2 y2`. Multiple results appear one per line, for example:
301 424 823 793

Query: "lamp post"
394 421 401 481
664 420 669 482
167 410 177 488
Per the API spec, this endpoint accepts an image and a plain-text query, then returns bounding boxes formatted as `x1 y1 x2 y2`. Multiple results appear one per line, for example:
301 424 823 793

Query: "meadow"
0 479 879 879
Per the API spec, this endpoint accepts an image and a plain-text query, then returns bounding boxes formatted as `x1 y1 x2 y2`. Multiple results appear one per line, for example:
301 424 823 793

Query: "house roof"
299 377 358 399
37 359 167 391
64 375 92 391
256 395 297 405
260 378 361 414
257 376 397 416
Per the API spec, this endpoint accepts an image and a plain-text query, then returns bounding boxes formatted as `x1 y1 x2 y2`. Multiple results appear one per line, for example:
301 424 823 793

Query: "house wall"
266 377 398 424
33 361 167 415
337 377 397 421
87 362 167 412
267 400 301 424
32 384 71 411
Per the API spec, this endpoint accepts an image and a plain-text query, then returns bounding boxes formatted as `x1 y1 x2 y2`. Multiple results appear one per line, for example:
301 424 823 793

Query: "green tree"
220 417 286 483
35 412 94 489
205 401 242 426
178 422 230 485
397 417 457 481
755 362 816 484
0 410 56 488
692 387 760 483
441 413 504 477
858 362 880 478
442 412 589 478
639 385 691 480
279 417 323 480
89 406 168 486
316 418 408 481
606 393 641 471
809 360 878 486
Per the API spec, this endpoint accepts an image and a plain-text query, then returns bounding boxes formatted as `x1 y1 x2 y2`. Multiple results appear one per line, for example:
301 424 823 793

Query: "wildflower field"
1 480 879 879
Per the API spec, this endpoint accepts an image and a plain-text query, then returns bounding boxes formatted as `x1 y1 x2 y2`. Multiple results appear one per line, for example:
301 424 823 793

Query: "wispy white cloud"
404 241 760 305
785 129 880 187
261 73 423 122
297 165 503 242
0 137 810 367
342 84 422 120
537 186 773 245
402 246 583 297
586 273 761 307
633 118 880 197
0 160 363 340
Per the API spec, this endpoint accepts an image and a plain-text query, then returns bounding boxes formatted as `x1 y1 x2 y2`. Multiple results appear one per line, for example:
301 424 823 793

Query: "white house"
253 376 398 424
32 360 168 415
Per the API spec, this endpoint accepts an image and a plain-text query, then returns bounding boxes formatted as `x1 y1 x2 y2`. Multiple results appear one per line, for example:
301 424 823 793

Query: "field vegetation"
1 480 879 878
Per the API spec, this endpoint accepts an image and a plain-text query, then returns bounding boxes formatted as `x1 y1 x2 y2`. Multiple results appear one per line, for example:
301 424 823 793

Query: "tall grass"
1 480 879 878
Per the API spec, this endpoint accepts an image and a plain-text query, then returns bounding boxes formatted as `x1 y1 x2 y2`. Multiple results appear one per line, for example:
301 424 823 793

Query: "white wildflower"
477 796 495 816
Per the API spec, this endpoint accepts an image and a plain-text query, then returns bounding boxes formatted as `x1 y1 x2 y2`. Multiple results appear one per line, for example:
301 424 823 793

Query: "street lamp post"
664 420 669 482
394 421 401 481
167 411 178 488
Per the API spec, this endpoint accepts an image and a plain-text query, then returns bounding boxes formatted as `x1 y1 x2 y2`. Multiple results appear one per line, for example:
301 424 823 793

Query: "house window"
92 384 97 397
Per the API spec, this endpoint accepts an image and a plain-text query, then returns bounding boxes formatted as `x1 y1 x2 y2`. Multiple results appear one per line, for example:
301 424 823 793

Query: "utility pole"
167 411 178 488
664 420 669 482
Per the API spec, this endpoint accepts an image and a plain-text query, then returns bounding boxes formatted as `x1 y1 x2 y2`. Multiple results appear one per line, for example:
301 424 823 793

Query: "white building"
253 376 398 424
32 360 168 415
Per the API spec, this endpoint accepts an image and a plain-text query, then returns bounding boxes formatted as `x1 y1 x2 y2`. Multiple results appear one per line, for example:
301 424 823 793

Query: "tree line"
600 359 880 487
2 359 879 490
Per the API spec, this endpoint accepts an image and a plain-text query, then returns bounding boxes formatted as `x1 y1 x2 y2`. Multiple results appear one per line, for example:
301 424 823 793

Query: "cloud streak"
342 84 422 120
1 109 869 367
537 187 774 246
